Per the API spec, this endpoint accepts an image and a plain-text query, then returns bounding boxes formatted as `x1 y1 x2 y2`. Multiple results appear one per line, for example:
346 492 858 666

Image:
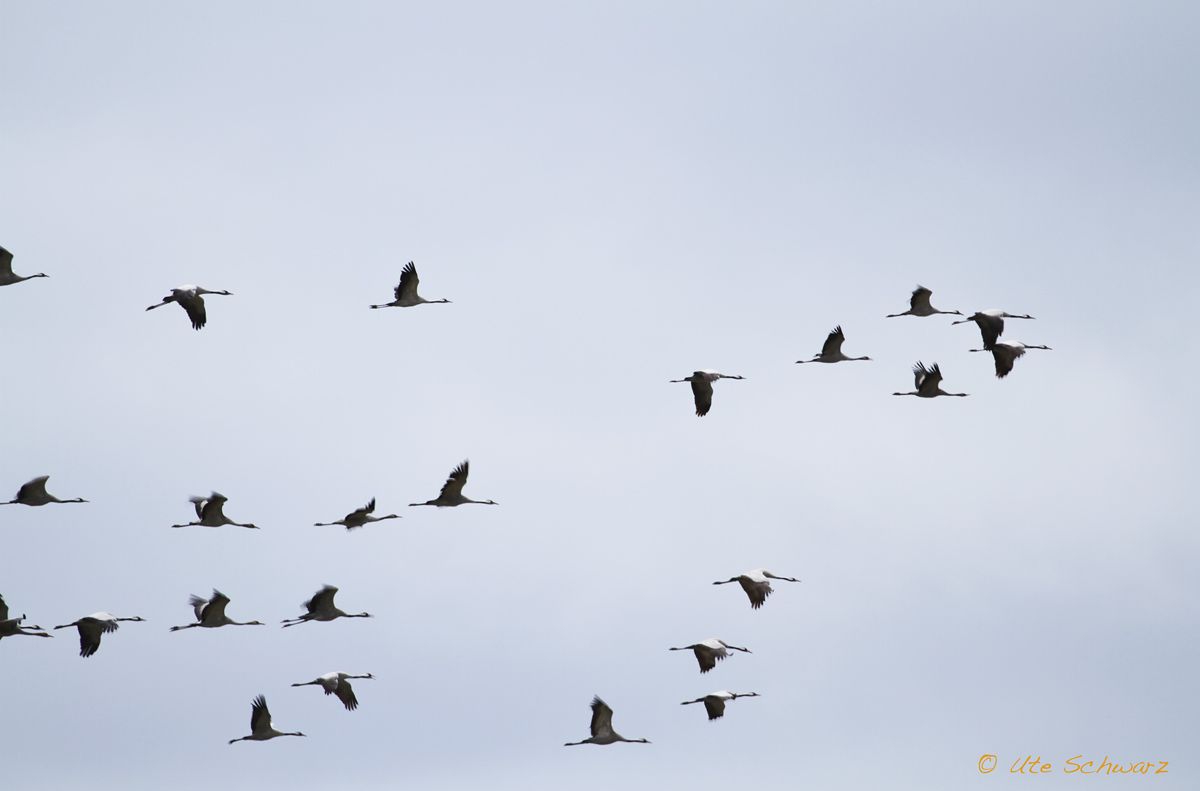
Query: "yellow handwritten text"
1064 756 1169 776
978 754 1170 776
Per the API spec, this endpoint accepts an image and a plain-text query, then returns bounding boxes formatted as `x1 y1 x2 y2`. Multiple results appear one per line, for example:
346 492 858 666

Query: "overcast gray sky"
2 1 1198 789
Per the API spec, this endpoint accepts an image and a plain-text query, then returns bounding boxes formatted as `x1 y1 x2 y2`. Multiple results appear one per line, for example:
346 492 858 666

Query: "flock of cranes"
3 249 1053 747
670 285 1052 416
570 285 1053 744
2 458 494 521
3 247 446 330
564 565 802 746
0 250 496 742
139 260 450 331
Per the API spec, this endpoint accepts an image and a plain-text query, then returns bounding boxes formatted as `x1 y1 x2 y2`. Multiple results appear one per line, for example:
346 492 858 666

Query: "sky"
2 1 1198 789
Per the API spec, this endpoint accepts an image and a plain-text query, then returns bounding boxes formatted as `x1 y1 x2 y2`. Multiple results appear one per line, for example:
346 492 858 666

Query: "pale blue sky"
2 2 1197 789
